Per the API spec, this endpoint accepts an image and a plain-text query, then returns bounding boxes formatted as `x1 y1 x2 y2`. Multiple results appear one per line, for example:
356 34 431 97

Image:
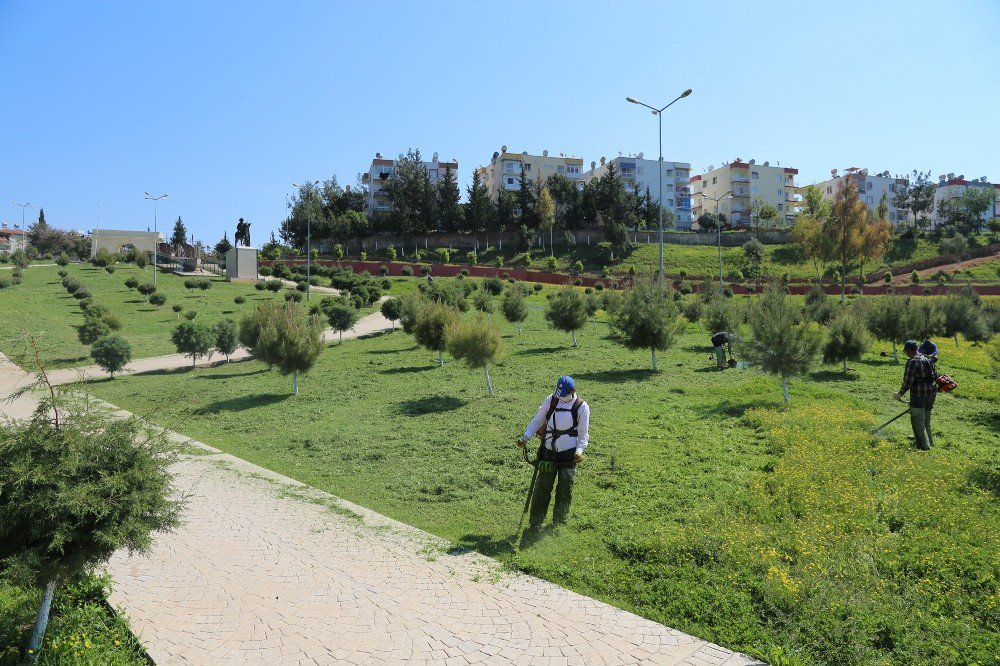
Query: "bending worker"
895 339 937 450
516 375 590 533
711 330 733 370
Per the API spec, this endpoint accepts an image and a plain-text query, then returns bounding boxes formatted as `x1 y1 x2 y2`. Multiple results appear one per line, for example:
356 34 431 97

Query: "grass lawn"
0 263 282 369
80 298 999 665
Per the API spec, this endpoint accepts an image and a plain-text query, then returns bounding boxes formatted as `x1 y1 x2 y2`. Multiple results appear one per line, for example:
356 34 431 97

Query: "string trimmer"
870 408 911 435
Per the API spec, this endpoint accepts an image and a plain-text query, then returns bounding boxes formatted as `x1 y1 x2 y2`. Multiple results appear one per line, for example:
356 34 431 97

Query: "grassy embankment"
80 299 999 665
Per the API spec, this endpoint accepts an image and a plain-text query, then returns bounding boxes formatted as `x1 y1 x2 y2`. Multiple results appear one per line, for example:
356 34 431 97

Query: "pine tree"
537 182 556 255
171 216 188 249
501 287 529 334
413 299 459 367
545 288 589 347
611 279 684 370
215 232 233 257
823 309 871 373
464 169 493 235
446 316 504 395
517 163 537 229
437 165 463 233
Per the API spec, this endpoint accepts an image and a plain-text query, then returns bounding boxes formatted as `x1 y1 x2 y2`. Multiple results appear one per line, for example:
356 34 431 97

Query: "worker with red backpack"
516 376 590 535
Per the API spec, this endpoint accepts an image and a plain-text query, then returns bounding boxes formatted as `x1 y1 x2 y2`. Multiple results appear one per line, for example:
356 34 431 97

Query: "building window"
751 171 759 180
776 175 782 183
751 187 759 195
777 203 784 211
777 189 784 197
506 177 515 186
827 186 832 194
637 166 643 174
524 163 532 172
567 165 580 175
557 165 564 174
866 195 873 205
867 181 873 190
666 169 673 177
712 176 717 185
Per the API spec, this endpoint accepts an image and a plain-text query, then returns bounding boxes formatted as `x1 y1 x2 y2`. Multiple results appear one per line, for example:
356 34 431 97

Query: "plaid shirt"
900 353 937 398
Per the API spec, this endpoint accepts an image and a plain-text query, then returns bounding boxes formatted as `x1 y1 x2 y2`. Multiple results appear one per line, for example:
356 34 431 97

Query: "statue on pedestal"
235 218 252 247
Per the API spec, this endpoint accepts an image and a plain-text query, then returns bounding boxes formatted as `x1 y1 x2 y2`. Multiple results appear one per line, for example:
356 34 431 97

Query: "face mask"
559 394 574 403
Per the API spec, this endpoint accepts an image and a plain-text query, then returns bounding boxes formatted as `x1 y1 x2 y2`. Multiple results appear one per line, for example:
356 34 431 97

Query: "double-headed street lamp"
625 88 692 287
292 181 319 301
700 191 732 294
144 192 168 287
12 201 35 229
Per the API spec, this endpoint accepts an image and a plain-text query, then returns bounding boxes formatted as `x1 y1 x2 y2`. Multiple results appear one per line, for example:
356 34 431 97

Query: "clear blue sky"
2 0 998 245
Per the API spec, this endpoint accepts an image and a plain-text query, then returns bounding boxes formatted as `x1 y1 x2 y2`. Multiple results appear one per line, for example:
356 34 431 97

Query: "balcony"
731 177 750 184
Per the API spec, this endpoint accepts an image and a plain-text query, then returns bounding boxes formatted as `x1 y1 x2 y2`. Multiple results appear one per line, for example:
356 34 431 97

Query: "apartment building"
582 155 693 229
361 152 458 214
476 147 584 200
813 167 908 225
691 159 799 227
0 224 26 252
932 173 1000 229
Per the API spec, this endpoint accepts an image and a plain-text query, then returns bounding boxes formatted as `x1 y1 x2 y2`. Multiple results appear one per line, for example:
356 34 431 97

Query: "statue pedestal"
226 247 258 281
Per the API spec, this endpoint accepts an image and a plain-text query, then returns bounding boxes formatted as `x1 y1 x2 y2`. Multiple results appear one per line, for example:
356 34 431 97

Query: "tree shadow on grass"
810 370 861 382
697 399 775 419
367 345 418 355
516 346 565 356
50 356 90 366
193 392 290 414
576 368 658 384
392 395 467 416
380 365 436 375
194 367 269 380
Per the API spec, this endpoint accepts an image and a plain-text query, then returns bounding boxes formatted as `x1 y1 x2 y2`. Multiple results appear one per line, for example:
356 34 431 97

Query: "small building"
361 152 458 214
931 174 1000 229
813 167 908 225
0 225 26 252
90 229 163 258
476 147 584 200
583 155 693 229
691 159 799 227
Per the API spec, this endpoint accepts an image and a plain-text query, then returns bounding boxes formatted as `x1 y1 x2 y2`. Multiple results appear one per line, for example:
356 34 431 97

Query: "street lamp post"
292 181 319 301
701 191 732 294
144 193 168 287
625 89 692 287
12 201 35 231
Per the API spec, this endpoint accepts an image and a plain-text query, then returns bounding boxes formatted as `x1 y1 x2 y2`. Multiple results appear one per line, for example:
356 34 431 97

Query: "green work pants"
715 345 726 369
529 465 576 528
909 393 935 450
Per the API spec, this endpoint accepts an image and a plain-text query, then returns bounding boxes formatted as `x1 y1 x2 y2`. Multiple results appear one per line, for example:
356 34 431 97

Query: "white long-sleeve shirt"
522 394 590 455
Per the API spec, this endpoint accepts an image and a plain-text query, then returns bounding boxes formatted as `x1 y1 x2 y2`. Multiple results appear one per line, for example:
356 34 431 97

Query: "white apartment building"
361 152 458 214
814 167 908 225
932 174 1000 229
582 155 693 229
691 159 799 227
476 147 584 200
0 224 26 252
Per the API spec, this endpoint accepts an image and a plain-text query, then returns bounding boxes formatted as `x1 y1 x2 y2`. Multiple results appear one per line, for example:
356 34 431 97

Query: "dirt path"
894 250 1000 285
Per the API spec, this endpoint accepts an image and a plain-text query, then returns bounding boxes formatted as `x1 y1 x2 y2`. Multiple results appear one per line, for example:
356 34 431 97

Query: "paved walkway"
1 332 761 666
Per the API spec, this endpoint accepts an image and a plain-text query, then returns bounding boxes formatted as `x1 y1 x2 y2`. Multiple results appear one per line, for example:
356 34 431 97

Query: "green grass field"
79 301 999 665
0 263 280 369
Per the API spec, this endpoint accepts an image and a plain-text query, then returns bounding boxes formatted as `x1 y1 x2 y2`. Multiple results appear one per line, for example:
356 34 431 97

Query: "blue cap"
918 340 938 356
555 375 575 398
903 340 919 352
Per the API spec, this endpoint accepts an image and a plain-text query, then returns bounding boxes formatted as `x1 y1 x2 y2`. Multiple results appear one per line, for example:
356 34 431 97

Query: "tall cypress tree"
517 163 537 229
464 170 493 234
437 165 463 233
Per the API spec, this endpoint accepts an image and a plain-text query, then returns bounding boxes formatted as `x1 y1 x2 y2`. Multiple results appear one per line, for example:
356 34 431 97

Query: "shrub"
533 282 544 292
501 288 529 334
413 299 460 367
401 265 414 277
171 304 183 317
572 260 584 273
884 271 893 284
595 282 605 291
493 256 504 268
124 276 138 290
63 277 81 294
678 280 693 295
466 251 478 266
134 253 148 270
184 278 198 289
378 264 389 276
55 251 70 267
385 245 398 261
183 310 196 321
271 262 291 280
472 289 494 315
482 277 504 295
198 279 212 290
77 298 92 311
77 317 111 345
511 252 532 267
149 293 167 307
235 295 246 305
435 248 450 264
73 288 92 300
911 270 920 284
0 277 11 289
136 283 156 296
265 279 284 292
257 266 273 277
420 264 432 276
573 278 583 286
545 256 558 270
285 290 304 302
296 281 308 292
90 335 132 377
254 280 266 291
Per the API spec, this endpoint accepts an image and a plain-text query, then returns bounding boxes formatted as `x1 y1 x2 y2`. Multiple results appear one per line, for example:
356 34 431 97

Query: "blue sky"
2 0 998 245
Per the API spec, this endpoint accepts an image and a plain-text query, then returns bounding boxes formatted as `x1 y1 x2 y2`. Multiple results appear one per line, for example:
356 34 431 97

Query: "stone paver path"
1 329 762 666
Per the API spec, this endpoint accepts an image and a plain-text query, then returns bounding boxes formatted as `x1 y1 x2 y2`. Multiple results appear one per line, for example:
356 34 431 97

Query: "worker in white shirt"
516 375 590 533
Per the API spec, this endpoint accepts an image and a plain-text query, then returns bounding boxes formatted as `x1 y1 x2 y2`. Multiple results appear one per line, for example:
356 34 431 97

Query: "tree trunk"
438 349 443 367
572 330 578 347
651 347 658 371
891 341 898 363
293 371 299 395
339 330 343 344
954 334 959 348
24 579 56 662
391 320 395 331
517 322 522 335
483 364 494 396
843 358 848 373
192 355 196 369
840 266 846 303
781 376 790 404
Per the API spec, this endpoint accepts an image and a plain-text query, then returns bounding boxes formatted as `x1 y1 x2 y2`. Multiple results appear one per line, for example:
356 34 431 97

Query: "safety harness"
532 396 582 472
